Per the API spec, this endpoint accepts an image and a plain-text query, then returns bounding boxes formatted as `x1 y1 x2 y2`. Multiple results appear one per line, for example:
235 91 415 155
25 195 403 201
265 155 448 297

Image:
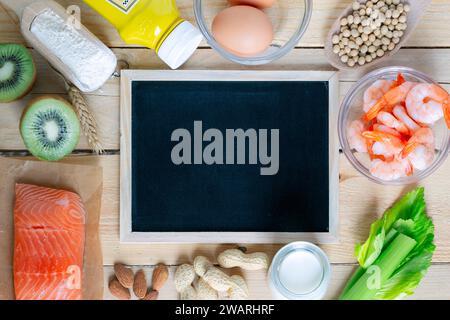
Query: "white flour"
30 9 117 92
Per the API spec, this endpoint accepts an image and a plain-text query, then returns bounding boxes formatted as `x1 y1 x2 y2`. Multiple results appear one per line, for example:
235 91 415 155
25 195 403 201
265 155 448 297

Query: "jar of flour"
21 1 117 93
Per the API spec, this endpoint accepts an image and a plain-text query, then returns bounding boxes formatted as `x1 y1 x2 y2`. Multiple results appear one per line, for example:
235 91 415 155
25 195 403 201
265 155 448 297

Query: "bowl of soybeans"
325 0 432 70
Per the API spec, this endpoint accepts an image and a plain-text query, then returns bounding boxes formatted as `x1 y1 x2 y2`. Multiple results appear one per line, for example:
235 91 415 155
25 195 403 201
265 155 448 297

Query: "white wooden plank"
102 263 450 300
2 0 450 48
1 49 450 150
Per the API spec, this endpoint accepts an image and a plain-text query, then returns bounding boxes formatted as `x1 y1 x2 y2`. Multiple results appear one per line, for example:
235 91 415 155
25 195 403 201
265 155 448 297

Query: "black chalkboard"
131 80 330 233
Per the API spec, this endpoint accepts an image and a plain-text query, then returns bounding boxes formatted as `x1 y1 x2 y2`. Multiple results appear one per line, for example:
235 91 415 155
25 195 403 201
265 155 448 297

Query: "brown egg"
228 0 276 9
212 6 273 57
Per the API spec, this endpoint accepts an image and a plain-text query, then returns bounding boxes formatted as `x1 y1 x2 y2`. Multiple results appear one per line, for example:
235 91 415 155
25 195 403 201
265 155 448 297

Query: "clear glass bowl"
339 66 450 185
268 242 331 300
193 0 312 65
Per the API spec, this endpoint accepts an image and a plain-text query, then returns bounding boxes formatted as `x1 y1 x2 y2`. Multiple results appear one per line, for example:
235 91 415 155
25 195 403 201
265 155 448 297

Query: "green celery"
340 228 399 297
340 233 416 300
340 187 435 300
355 188 424 268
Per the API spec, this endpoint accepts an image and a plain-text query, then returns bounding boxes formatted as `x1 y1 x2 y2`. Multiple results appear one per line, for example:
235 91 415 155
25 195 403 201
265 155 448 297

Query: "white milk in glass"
268 242 330 300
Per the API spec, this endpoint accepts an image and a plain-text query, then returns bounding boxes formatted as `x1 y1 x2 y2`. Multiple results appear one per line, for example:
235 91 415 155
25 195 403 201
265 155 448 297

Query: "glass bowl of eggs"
338 66 450 185
193 0 313 65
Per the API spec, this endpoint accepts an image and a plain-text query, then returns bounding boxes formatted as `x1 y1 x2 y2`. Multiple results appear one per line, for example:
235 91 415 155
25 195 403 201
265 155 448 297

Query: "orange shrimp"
367 123 402 161
362 130 405 161
373 124 402 137
362 130 405 150
392 105 420 133
370 157 413 181
347 120 368 152
407 144 435 171
405 83 450 128
394 73 406 87
444 98 450 128
371 142 395 161
363 82 417 122
367 145 385 161
376 111 409 135
363 80 395 112
370 125 401 161
401 127 435 158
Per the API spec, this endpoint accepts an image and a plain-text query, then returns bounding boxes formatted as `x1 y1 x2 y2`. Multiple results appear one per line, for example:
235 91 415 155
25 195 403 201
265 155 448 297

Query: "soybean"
332 0 408 67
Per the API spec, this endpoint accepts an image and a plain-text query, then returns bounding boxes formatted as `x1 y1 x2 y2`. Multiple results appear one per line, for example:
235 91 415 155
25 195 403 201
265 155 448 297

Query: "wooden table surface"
1 0 450 300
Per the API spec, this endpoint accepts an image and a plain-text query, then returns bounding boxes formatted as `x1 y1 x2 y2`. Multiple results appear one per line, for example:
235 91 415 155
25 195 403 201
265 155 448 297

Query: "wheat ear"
65 83 104 154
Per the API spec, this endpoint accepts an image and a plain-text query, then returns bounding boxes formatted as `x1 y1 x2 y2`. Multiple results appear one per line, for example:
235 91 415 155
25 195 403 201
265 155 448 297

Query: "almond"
133 269 148 299
142 290 159 300
152 264 169 291
114 263 134 288
109 277 131 300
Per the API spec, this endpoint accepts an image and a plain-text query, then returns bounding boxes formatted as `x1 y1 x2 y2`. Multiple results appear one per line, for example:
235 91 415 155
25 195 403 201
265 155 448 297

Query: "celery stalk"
355 188 425 268
340 266 365 297
384 228 398 246
340 233 416 300
341 188 435 299
340 228 399 297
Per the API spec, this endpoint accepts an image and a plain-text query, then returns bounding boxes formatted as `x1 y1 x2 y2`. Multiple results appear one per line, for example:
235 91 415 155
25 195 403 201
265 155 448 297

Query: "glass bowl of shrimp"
339 66 450 185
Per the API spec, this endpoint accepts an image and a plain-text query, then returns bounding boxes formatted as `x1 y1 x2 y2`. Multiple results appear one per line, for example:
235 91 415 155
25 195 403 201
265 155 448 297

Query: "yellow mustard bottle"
83 0 203 69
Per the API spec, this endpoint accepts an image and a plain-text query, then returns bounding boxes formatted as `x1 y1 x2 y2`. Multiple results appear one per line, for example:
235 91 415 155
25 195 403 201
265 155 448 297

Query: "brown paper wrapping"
0 157 103 300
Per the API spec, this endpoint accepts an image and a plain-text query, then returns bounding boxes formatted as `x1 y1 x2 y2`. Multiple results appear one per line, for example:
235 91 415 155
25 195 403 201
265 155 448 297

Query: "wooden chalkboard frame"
120 70 339 244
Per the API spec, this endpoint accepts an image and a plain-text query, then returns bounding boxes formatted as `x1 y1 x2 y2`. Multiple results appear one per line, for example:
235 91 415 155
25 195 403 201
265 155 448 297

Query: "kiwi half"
0 44 36 103
20 96 80 161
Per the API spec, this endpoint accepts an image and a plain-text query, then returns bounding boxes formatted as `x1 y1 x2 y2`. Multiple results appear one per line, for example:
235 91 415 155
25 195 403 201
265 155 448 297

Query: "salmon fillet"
14 184 86 300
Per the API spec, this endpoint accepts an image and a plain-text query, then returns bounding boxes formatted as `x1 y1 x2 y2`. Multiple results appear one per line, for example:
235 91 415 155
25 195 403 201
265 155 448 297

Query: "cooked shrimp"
347 120 367 152
371 142 396 161
444 97 450 129
365 138 387 161
401 127 435 158
364 82 417 122
363 130 405 161
370 125 401 160
373 123 402 138
407 144 435 171
362 130 405 150
370 157 413 181
406 83 450 127
363 80 395 112
376 111 409 135
392 105 420 133
412 127 434 147
373 124 402 137
355 73 445 180
394 72 406 87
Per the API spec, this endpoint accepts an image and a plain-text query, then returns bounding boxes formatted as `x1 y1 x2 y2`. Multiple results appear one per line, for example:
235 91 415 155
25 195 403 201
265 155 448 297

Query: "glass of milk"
268 242 331 300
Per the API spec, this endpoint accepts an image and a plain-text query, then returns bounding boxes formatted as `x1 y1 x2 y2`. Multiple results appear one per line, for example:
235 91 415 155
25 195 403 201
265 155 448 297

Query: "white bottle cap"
157 21 203 69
